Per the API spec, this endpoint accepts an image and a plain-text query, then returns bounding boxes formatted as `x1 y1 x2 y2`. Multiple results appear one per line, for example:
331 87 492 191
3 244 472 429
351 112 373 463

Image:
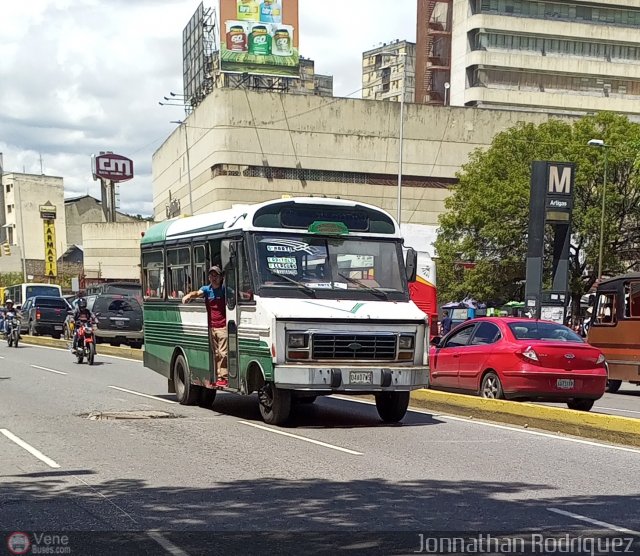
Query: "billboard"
92 153 134 183
220 0 300 77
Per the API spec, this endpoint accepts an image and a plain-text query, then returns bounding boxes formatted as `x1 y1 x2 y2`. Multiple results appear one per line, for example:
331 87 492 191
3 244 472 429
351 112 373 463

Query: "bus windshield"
25 285 61 299
253 234 408 300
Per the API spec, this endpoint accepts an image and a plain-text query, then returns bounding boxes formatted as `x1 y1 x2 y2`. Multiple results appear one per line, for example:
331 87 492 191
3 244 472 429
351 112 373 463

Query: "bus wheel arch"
245 361 266 395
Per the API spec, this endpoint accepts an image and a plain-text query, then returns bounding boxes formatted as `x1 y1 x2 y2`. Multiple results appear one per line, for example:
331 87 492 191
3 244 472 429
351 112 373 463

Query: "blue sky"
0 0 416 215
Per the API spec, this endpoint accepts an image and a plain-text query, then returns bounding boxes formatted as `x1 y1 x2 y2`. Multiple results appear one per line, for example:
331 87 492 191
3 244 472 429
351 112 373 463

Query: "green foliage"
0 273 24 287
435 112 640 307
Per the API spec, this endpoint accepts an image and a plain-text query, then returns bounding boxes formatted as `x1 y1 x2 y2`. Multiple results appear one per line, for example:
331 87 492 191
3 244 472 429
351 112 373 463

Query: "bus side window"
142 250 164 300
167 247 191 299
193 245 207 292
626 281 640 318
595 293 616 325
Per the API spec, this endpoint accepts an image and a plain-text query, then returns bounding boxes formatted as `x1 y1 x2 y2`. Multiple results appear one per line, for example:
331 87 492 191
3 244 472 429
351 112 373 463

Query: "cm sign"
92 152 134 182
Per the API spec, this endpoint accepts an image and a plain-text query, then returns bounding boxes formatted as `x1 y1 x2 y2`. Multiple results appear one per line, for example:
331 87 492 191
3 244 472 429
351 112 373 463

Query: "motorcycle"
74 319 97 365
5 314 20 348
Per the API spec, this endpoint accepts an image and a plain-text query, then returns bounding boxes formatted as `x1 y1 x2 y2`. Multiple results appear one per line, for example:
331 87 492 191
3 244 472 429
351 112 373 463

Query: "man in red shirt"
182 266 228 387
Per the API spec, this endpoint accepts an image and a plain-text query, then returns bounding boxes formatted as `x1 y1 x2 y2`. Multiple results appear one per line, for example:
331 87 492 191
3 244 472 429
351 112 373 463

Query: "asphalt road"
1 343 640 555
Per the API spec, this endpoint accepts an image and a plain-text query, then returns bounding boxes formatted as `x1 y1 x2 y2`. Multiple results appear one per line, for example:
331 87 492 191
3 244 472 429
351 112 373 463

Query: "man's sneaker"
215 378 228 388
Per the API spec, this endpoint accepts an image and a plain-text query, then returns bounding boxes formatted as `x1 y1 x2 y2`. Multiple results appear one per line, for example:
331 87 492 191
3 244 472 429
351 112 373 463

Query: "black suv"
90 294 143 348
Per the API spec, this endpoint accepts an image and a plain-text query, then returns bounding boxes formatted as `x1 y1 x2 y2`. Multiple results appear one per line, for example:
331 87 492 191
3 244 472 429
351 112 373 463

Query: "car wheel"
480 372 504 399
567 399 595 411
606 379 622 394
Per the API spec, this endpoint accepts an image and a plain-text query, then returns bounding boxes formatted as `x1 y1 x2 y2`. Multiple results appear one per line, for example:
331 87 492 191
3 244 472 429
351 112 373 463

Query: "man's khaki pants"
211 327 228 380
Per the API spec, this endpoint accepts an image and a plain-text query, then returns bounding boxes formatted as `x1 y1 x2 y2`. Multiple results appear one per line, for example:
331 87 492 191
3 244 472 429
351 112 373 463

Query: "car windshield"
508 322 584 343
253 234 408 300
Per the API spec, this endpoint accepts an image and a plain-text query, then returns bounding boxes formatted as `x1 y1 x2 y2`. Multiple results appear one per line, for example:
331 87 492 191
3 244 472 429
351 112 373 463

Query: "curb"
19 335 143 362
410 389 640 448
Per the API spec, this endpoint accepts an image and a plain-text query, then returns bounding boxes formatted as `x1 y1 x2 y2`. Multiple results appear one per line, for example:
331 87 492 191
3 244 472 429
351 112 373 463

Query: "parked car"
91 294 143 348
429 317 608 411
20 296 71 339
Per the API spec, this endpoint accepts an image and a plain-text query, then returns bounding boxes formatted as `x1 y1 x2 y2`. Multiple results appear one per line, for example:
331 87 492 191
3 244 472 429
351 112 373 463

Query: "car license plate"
54 325 62 330
350 371 373 385
557 378 575 389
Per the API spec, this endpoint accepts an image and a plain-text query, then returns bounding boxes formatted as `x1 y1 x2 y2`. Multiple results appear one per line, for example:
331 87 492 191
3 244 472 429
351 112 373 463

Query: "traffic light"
2 243 10 256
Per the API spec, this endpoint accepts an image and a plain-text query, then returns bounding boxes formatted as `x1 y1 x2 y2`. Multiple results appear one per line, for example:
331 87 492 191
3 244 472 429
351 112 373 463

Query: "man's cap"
209 265 223 275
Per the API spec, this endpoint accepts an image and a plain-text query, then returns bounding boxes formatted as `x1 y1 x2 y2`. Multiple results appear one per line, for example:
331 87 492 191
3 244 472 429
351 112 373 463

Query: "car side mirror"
432 336 442 348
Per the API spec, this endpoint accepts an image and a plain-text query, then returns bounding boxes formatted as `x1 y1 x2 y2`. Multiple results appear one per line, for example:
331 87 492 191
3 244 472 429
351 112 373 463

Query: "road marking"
23 343 142 362
330 395 640 455
0 428 60 468
108 386 177 404
147 531 191 556
239 420 363 455
31 365 67 376
596 406 640 416
548 508 640 535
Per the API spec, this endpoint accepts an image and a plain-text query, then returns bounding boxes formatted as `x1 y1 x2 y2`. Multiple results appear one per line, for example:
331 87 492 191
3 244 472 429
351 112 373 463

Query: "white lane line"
0 428 61 469
239 420 363 455
331 395 640 455
31 364 67 376
548 508 640 536
24 343 142 362
108 386 177 404
147 531 191 556
596 406 640 415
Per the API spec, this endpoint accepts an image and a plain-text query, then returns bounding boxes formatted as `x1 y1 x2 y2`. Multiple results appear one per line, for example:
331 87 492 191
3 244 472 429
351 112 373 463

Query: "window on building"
7 227 13 245
5 184 10 193
6 205 11 214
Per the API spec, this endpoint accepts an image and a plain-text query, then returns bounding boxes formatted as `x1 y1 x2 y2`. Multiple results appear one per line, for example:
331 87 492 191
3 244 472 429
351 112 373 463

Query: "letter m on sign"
548 165 573 195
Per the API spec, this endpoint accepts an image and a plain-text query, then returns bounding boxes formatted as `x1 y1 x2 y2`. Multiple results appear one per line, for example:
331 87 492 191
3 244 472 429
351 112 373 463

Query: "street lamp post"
170 120 194 216
588 139 609 281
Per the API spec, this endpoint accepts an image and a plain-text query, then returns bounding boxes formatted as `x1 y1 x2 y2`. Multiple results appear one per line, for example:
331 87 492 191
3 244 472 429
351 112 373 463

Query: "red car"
429 317 607 411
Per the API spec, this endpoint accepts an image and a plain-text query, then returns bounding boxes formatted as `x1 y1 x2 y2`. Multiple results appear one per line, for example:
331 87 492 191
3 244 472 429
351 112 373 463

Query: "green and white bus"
141 197 429 425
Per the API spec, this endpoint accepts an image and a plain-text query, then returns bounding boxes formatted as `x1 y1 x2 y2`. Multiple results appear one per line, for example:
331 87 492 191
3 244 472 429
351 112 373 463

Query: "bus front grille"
312 334 397 360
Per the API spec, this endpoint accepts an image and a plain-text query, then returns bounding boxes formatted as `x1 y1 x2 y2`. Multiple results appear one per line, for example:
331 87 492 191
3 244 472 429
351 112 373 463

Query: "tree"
434 112 640 315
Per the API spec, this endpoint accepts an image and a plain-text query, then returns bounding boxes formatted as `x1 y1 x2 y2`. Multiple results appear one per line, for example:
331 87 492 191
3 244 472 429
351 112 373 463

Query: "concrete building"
416 0 640 116
0 173 67 263
65 195 139 247
82 222 151 280
362 40 416 103
152 87 575 231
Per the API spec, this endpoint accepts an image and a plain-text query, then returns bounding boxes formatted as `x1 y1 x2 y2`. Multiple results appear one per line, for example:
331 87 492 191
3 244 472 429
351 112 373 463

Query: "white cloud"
0 0 416 216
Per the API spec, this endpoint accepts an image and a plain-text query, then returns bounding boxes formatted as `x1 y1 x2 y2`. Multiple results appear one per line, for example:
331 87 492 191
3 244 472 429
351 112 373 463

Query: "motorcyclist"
71 298 94 352
2 299 21 337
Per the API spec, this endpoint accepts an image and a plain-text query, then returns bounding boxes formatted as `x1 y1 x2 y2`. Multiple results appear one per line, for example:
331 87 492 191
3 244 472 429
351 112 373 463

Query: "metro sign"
92 152 134 182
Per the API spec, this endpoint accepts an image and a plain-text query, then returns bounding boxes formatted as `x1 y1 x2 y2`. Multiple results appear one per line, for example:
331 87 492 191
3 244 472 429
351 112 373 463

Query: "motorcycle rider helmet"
5 299 13 306
78 298 87 309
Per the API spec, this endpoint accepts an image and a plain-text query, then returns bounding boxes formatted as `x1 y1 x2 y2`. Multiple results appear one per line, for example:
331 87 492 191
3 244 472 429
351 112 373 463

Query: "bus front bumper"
273 365 429 392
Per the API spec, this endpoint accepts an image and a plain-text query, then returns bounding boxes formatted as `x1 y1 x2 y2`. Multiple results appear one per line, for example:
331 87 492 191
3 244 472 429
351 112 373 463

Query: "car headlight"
398 335 414 350
288 333 309 348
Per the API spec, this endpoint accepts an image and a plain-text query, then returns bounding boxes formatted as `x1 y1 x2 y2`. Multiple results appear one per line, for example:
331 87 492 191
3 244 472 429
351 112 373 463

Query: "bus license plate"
557 378 575 389
350 371 373 385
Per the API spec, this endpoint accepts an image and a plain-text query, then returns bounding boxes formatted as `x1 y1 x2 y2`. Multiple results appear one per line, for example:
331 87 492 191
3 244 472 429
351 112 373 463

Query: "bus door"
222 240 241 391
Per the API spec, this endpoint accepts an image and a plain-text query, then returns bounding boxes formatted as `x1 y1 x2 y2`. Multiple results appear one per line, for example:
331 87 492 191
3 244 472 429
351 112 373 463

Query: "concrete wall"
2 174 67 261
152 87 567 224
82 222 150 280
65 196 137 247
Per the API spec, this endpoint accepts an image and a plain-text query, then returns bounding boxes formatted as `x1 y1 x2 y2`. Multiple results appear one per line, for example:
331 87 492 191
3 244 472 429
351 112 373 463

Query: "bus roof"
598 273 640 288
141 197 401 245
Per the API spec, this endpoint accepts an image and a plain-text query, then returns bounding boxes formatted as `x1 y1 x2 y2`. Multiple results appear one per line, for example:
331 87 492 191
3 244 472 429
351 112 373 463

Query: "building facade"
362 40 417 103
416 0 640 116
152 87 573 234
0 173 68 262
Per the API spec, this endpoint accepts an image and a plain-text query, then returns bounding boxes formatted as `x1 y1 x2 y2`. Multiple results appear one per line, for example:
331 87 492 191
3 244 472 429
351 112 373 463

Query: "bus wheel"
606 379 622 394
173 354 199 405
375 391 410 423
258 383 291 425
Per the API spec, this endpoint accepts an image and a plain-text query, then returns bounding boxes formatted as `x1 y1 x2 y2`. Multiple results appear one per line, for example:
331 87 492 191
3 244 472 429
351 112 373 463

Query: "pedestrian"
440 310 453 336
182 265 228 388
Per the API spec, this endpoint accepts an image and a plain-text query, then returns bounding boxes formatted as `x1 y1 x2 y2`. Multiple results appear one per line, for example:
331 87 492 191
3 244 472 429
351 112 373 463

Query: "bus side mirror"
221 240 236 271
405 247 417 283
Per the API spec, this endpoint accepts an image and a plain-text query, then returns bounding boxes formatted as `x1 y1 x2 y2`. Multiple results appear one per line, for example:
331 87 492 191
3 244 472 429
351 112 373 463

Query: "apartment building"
416 0 640 115
362 40 417 103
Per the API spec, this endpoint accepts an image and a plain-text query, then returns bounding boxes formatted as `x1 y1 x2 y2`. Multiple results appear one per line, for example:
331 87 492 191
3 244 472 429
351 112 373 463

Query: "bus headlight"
288 333 309 348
